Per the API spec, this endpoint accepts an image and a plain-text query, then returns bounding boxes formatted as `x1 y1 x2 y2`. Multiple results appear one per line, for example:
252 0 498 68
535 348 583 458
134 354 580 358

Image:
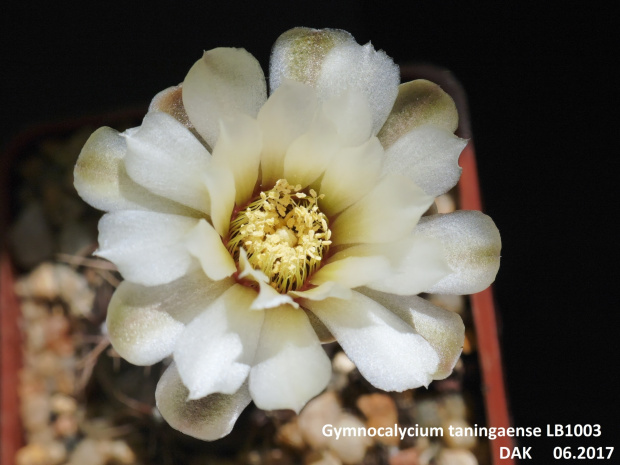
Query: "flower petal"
155 362 251 441
185 219 236 281
283 106 340 188
123 112 211 214
269 27 355 92
289 281 352 301
106 271 233 365
96 210 199 286
358 289 464 380
304 291 439 391
416 211 502 294
335 235 451 295
382 125 467 197
305 309 335 343
322 89 374 146
319 137 384 216
238 249 298 310
330 174 433 245
310 255 391 289
317 40 399 134
211 114 262 206
174 285 264 399
182 48 267 149
250 306 331 413
74 127 194 215
149 85 192 129
203 164 235 237
270 27 399 135
378 79 459 149
257 80 318 187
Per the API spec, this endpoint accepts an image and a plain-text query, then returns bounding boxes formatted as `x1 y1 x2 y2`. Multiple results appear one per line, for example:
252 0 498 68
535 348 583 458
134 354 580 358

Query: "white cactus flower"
74 27 501 441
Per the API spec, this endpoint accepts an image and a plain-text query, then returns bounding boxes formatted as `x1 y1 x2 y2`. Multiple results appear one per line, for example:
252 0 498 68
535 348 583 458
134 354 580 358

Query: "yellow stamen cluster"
228 179 332 293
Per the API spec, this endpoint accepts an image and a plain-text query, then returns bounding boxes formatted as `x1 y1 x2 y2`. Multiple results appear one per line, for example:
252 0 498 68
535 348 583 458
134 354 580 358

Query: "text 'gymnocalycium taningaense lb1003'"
73 27 501 441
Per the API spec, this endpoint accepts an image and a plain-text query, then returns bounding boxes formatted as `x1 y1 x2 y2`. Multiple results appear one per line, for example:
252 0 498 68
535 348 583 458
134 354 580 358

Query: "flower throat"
227 179 331 293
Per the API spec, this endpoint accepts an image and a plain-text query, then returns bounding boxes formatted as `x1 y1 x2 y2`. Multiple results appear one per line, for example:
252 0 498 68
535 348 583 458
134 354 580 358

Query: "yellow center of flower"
228 179 332 293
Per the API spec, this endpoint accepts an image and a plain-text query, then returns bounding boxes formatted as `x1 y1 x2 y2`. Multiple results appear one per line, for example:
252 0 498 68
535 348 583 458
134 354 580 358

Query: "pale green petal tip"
270 27 354 92
73 127 125 208
418 211 502 294
106 282 184 366
155 363 252 441
378 79 459 149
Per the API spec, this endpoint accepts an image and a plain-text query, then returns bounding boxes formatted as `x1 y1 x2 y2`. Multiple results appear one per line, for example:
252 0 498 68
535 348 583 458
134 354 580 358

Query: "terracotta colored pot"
1 70 512 464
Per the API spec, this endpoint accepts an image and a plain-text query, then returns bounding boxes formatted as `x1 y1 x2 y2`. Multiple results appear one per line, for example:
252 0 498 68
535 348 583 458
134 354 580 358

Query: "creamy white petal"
250 306 331 413
334 236 451 295
123 112 211 214
330 174 433 245
185 219 236 281
183 48 267 148
322 89 374 146
289 281 352 301
174 285 264 399
415 211 501 294
357 289 464 380
305 309 335 343
250 284 298 310
149 85 192 129
203 164 235 237
155 362 251 441
257 80 318 187
283 107 340 188
269 27 399 135
317 41 399 135
378 79 459 149
269 27 355 92
74 127 194 215
106 272 233 365
304 291 440 391
383 125 467 197
310 255 391 289
211 114 262 206
96 211 199 286
319 137 384 216
237 249 298 309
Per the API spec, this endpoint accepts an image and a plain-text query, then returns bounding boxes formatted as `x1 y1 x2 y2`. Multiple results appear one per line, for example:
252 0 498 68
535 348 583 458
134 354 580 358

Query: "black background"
2 2 616 461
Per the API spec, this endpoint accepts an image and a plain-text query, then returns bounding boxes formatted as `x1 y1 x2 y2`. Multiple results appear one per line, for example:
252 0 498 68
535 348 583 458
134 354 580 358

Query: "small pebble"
414 399 442 429
30 350 60 377
53 413 78 437
332 352 355 374
435 194 456 214
50 393 77 414
389 447 420 465
327 413 371 465
356 393 399 446
15 263 58 300
427 294 465 314
25 320 47 352
436 448 478 465
21 301 48 321
15 440 66 465
305 450 342 465
20 392 51 432
277 419 306 450
442 418 477 449
298 391 342 449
